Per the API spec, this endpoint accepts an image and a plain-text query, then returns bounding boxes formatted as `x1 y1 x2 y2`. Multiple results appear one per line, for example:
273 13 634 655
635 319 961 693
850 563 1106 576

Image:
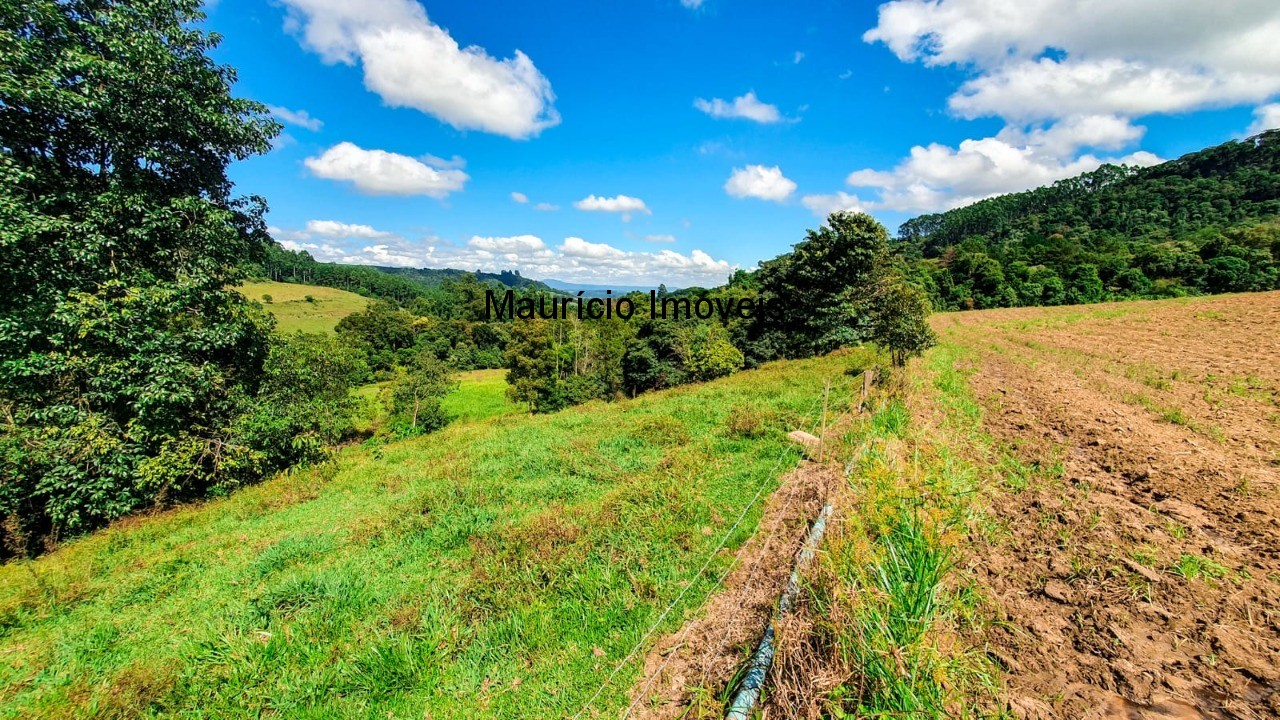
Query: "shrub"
682 324 744 381
388 351 458 436
868 280 938 367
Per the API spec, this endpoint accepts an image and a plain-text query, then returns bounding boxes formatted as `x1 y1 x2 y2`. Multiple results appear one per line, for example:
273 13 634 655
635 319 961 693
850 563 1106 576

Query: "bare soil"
939 292 1280 718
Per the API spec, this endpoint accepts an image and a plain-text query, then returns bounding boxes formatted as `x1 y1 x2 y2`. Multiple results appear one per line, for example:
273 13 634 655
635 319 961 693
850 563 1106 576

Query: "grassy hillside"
0 353 849 719
239 281 369 334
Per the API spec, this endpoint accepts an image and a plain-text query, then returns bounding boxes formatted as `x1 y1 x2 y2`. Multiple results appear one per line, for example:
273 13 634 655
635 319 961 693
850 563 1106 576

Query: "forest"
899 132 1280 309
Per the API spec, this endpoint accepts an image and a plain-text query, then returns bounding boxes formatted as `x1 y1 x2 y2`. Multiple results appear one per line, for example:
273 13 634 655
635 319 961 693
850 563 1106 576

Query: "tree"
750 212 890 360
868 280 938 367
223 333 364 477
503 319 564 413
682 324 744 381
389 351 457 435
335 302 417 371
0 0 279 551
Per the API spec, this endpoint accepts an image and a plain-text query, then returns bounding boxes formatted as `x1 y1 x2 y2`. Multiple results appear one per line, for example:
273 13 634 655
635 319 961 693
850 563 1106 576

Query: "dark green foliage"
749 212 889 360
900 132 1280 309
504 320 565 413
335 302 418 372
681 323 744 381
867 281 938 367
234 333 365 468
0 0 359 554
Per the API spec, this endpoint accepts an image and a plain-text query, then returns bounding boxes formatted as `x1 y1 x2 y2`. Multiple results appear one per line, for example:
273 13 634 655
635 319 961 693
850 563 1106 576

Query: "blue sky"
207 0 1280 286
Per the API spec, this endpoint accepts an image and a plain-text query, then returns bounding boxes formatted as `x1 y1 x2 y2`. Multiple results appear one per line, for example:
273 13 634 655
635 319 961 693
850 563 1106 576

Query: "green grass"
352 369 517 435
238 281 369 334
441 369 519 423
0 354 850 719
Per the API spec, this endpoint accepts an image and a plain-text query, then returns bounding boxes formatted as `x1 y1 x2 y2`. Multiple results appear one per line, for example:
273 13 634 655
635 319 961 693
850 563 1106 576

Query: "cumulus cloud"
724 165 796 202
573 194 651 220
1249 103 1280 135
269 222 734 285
864 0 1280 122
268 105 323 131
304 142 469 197
305 219 394 238
468 234 548 254
641 234 677 243
510 191 528 203
560 236 628 261
950 59 1278 122
694 91 784 123
800 192 868 218
534 202 560 211
278 0 558 139
815 117 1160 214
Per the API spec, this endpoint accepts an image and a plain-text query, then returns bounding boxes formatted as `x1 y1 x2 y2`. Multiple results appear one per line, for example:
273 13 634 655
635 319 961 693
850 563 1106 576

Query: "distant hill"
377 266 556 293
255 244 559 304
895 129 1280 309
899 129 1280 256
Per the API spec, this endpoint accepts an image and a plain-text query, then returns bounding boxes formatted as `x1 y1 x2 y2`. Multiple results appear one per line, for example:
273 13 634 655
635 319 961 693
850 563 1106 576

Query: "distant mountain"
376 266 556 293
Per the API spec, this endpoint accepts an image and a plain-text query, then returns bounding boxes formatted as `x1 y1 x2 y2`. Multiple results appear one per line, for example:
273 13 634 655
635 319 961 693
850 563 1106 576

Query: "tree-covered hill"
377 265 554 293
255 244 557 305
898 130 1280 309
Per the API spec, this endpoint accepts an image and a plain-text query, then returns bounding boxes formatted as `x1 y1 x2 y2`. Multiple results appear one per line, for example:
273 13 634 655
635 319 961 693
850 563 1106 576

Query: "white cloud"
829 117 1161 213
304 141 469 197
278 0 558 139
510 191 529 203
680 0 705 8
793 51 805 64
560 236 628 262
724 165 796 202
269 222 733 285
421 153 466 170
864 0 1280 122
801 192 868 218
950 58 1280 122
641 234 676 243
468 234 548 254
305 219 394 238
534 202 560 211
268 105 323 131
573 194 651 217
694 91 784 124
1249 103 1280 135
